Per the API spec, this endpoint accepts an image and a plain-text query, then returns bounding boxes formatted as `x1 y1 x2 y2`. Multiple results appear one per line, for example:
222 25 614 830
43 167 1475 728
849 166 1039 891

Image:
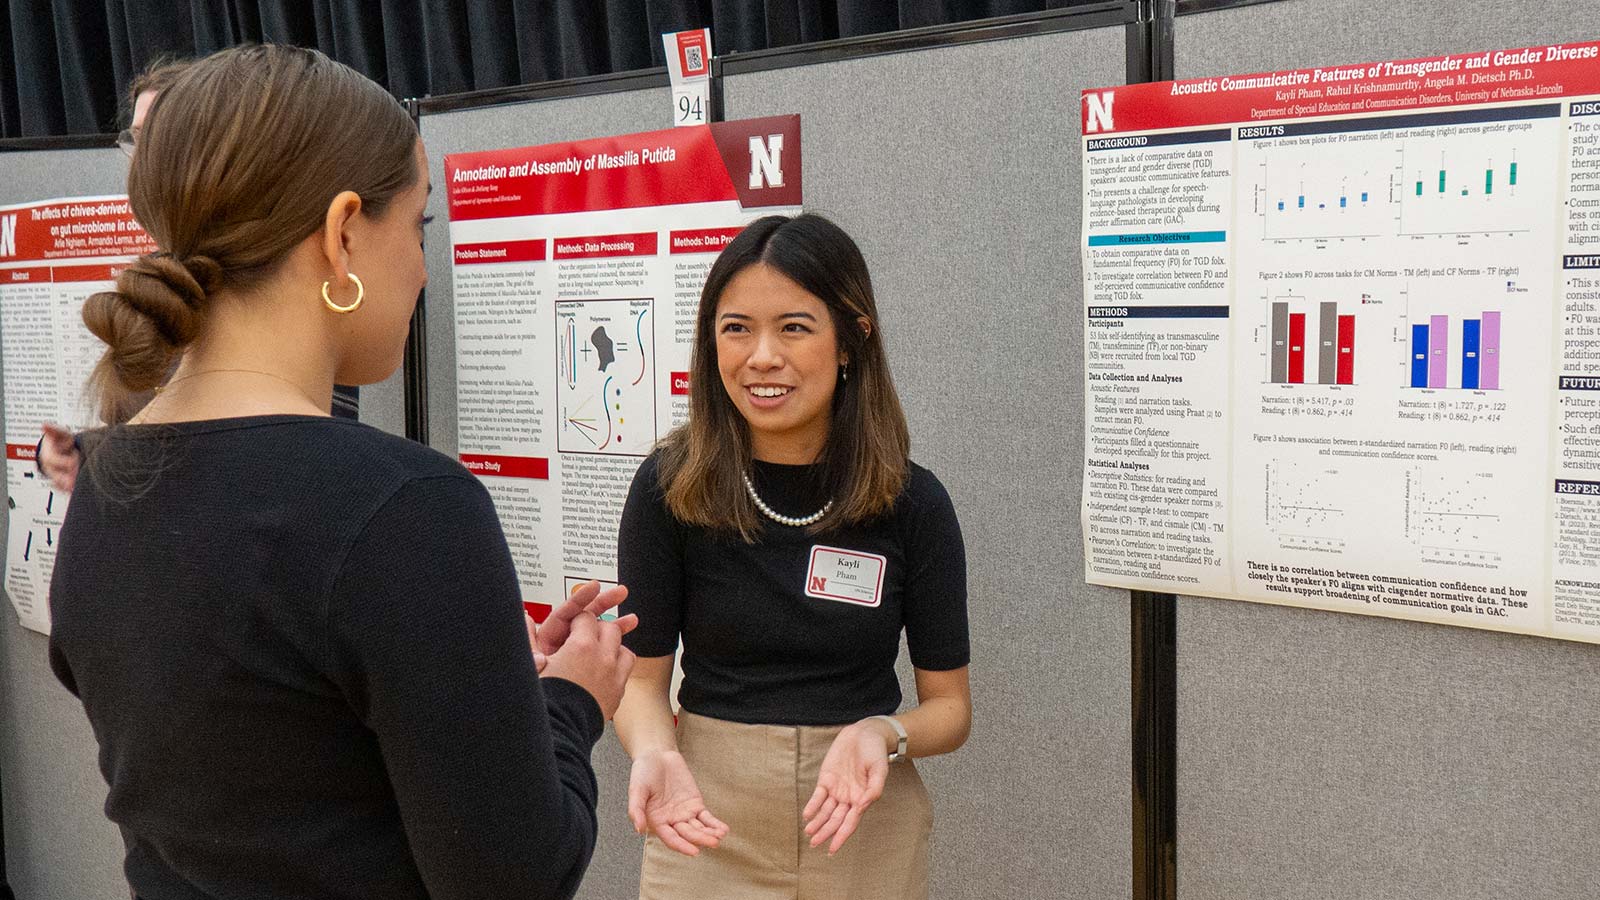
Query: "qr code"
684 45 704 72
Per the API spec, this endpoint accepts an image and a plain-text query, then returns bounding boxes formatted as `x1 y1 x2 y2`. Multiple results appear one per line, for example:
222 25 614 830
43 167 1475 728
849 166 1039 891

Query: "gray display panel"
417 87 668 900
1175 2 1600 899
0 146 134 900
726 24 1133 900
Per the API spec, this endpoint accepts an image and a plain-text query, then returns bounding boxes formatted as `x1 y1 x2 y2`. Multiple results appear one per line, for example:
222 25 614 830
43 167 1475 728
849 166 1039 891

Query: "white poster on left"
0 195 155 633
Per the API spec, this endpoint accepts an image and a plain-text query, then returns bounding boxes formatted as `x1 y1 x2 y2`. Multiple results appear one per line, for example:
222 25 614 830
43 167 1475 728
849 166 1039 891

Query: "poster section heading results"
1079 40 1600 644
0 196 155 633
444 117 801 622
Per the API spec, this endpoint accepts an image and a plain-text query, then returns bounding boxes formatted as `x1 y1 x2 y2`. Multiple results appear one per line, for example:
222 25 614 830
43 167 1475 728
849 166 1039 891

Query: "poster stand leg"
1125 5 1178 900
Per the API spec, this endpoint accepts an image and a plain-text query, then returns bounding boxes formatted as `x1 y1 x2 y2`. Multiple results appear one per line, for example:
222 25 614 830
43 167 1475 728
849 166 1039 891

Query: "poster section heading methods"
0 196 155 633
444 116 802 620
1079 40 1600 644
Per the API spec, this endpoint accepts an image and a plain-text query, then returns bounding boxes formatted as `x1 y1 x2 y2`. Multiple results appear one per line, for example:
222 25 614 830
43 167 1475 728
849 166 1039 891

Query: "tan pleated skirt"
639 711 932 900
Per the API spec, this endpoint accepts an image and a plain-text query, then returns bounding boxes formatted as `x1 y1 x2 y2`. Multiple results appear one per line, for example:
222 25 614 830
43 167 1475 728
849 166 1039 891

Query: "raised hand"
39 424 81 493
526 581 634 672
539 610 635 719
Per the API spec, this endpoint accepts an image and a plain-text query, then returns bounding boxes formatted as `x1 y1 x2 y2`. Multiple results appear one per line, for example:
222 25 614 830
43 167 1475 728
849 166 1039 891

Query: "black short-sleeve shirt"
618 453 970 726
49 416 604 900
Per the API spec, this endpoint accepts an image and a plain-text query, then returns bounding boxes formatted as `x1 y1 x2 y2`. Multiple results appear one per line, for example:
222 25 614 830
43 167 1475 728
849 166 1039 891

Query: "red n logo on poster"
1084 91 1115 133
748 134 785 189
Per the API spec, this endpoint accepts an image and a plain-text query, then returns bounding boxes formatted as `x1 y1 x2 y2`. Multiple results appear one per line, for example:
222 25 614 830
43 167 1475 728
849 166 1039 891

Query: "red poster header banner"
1081 40 1600 135
443 115 801 220
7 443 37 462
454 239 547 265
552 232 657 260
459 454 549 480
52 263 126 283
3 267 51 284
0 197 156 262
669 227 744 254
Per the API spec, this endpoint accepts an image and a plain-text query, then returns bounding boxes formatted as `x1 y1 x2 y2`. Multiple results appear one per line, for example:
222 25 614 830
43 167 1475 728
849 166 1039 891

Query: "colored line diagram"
555 298 656 456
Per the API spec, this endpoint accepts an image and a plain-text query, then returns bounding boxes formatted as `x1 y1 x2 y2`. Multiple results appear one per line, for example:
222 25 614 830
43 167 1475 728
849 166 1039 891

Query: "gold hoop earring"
322 272 364 314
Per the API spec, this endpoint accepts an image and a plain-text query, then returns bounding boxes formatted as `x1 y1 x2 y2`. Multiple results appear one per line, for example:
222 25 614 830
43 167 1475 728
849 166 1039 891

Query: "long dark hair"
657 213 910 540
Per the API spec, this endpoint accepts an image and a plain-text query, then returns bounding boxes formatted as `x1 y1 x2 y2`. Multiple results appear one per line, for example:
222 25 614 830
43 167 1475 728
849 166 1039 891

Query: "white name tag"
804 546 887 608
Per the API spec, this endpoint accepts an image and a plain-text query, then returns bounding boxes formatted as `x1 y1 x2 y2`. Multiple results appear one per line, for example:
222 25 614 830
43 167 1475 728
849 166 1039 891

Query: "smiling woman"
614 214 974 900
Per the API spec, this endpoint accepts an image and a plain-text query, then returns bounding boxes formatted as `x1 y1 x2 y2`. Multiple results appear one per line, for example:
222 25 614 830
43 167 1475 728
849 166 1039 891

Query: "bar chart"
1266 295 1357 385
1403 310 1502 390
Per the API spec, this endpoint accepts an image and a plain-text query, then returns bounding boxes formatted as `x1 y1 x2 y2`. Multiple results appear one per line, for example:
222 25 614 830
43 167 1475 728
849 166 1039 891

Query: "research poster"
1080 40 1600 644
0 196 155 633
444 116 801 621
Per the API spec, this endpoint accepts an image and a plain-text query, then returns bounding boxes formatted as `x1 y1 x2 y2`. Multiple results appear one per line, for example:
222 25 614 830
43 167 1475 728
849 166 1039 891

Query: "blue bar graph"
1339 197 1346 208
1462 319 1481 389
1298 195 1305 208
1277 201 1285 210
1411 324 1430 388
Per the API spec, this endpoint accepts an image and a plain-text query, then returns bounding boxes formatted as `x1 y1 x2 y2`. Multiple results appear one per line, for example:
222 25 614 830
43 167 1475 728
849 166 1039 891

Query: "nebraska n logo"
0 214 16 258
809 575 827 593
748 134 785 189
1084 91 1115 134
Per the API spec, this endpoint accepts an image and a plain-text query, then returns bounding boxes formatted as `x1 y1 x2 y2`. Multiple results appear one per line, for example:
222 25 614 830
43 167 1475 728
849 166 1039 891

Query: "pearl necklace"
742 471 832 527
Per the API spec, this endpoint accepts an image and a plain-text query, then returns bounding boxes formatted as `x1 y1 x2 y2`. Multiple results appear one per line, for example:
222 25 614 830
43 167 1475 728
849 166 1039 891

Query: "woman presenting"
615 213 972 900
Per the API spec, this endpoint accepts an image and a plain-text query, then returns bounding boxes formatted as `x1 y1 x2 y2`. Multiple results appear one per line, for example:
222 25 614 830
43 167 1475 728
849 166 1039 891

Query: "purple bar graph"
1481 311 1501 390
1428 315 1448 388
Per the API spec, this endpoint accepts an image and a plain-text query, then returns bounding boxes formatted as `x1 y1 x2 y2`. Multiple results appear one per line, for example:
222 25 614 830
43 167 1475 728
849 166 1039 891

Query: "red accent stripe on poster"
7 443 37 461
524 601 553 624
1081 40 1600 135
670 371 690 396
52 263 125 283
552 232 657 260
454 239 546 265
459 454 550 479
669 227 744 254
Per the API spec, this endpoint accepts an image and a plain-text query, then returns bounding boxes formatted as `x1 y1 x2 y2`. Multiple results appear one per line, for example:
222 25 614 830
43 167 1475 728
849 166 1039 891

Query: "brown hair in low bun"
83 254 219 422
85 43 417 423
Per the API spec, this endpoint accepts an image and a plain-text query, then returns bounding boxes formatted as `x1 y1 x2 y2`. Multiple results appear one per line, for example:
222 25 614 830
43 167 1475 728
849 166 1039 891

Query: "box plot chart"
1253 149 1394 242
556 298 656 456
1398 142 1534 237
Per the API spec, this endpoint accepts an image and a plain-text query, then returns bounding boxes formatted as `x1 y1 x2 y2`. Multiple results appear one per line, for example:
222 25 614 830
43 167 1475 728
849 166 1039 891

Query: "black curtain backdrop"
1 0 1100 138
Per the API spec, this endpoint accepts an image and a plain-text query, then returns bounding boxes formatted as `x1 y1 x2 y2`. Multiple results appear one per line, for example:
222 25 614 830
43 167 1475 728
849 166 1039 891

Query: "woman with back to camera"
47 44 634 900
614 213 973 900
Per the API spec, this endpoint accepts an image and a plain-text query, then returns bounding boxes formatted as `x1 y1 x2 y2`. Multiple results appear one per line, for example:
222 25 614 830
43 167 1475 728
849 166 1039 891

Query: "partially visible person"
48 44 633 900
39 54 359 492
116 57 187 157
614 213 973 900
36 59 190 492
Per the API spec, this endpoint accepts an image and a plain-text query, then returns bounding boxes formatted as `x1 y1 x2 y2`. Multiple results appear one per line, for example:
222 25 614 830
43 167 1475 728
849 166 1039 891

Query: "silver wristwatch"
868 714 908 763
